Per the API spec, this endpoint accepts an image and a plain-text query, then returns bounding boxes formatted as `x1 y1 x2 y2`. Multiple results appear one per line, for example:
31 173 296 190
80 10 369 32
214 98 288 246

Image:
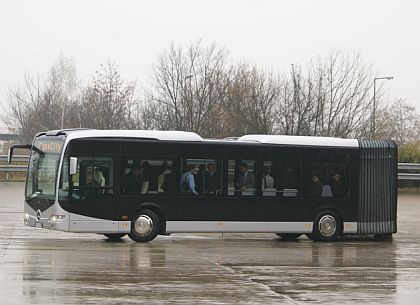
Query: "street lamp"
372 76 393 138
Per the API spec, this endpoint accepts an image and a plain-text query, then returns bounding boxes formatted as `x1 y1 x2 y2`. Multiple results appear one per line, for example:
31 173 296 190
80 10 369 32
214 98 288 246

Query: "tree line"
2 42 419 144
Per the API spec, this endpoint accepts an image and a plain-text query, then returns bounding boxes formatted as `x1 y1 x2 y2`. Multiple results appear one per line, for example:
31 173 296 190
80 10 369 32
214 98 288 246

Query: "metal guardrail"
398 173 420 180
0 165 27 172
398 163 420 170
0 155 29 162
1 155 420 181
398 163 420 180
0 155 29 180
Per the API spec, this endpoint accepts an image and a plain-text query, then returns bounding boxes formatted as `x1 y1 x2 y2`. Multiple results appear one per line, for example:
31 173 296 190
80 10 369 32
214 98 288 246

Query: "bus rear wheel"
128 209 159 242
275 233 302 240
312 211 341 242
374 234 393 241
104 233 126 241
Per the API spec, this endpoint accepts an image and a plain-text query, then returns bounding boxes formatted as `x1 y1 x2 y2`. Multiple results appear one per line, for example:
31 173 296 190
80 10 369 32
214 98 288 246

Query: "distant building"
0 126 18 154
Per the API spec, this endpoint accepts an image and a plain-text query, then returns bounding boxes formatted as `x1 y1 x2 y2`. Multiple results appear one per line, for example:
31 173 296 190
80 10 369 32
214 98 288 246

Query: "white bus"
9 129 398 242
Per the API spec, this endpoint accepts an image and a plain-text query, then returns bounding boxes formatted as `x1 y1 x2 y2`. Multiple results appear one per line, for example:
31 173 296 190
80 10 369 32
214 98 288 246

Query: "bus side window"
261 161 276 196
181 159 222 196
304 150 351 198
264 156 301 197
72 158 93 187
122 158 175 195
228 160 256 196
72 157 114 199
93 158 113 191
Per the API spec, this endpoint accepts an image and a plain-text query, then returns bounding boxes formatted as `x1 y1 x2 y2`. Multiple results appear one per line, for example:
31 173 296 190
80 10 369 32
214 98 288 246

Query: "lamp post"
372 76 393 138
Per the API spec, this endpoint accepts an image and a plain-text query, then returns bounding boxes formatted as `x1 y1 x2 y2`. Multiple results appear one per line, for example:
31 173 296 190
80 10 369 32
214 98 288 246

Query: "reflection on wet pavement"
1 182 419 304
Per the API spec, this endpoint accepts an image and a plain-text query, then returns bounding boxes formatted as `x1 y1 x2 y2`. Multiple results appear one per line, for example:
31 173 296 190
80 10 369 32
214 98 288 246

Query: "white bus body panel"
69 213 131 233
24 201 70 231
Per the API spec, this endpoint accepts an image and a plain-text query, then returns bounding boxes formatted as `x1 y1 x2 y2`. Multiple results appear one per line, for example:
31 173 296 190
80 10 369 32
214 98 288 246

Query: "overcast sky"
1 0 420 115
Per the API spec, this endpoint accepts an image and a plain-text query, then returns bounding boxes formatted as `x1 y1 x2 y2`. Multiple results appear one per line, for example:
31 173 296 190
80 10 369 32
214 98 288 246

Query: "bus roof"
63 129 204 142
45 129 359 148
237 135 359 148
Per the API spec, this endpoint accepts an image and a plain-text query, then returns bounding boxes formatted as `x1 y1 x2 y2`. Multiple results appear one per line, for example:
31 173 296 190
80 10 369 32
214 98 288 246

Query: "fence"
1 155 420 182
0 155 28 181
397 163 420 181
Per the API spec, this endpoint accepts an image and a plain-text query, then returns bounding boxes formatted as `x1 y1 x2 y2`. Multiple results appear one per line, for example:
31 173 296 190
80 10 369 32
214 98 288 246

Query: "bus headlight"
24 213 30 220
48 215 66 223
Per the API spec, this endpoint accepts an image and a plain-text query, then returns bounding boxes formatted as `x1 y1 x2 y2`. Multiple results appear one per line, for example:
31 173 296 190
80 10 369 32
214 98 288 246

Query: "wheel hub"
319 215 336 237
134 215 153 236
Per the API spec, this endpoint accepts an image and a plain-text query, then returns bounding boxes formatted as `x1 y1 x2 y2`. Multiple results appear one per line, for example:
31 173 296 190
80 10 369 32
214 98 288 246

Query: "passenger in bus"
94 169 106 187
322 168 332 185
331 172 344 197
307 173 323 197
85 173 100 187
195 164 206 194
236 162 256 192
125 166 143 193
262 168 274 190
141 161 152 183
161 165 174 194
158 161 173 193
82 172 101 198
205 163 219 195
140 161 152 194
180 164 198 195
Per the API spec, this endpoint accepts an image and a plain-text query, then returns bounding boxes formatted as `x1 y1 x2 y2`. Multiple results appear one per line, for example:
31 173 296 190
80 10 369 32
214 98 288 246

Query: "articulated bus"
8 129 397 242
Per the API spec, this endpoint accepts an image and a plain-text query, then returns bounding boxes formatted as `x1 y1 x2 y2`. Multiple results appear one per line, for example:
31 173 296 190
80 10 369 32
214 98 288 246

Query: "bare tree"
222 64 280 136
4 47 411 143
79 60 137 129
311 51 374 137
274 51 376 138
378 99 420 144
1 54 79 142
144 41 231 137
275 65 318 135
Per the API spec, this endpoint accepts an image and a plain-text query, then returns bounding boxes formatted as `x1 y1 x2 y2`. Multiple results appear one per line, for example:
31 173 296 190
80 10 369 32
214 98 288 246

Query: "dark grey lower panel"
357 221 396 234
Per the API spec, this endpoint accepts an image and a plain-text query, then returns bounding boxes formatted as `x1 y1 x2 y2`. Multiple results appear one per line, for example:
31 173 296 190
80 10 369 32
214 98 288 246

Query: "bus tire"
312 210 341 242
104 233 126 241
275 233 302 240
374 234 393 241
128 209 160 242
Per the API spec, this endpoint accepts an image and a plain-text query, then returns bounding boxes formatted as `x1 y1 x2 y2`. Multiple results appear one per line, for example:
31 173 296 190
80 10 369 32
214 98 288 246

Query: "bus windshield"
26 137 64 203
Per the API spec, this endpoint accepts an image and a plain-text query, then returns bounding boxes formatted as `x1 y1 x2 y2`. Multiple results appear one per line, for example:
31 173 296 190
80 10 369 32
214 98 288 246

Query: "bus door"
69 156 120 223
225 158 260 222
178 158 227 226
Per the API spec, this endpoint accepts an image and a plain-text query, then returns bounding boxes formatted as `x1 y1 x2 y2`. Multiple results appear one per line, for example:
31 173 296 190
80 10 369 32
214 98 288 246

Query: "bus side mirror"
7 144 32 164
69 157 78 175
7 147 13 164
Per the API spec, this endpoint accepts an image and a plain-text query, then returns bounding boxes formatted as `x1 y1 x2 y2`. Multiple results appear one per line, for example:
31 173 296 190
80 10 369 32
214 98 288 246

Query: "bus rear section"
356 139 398 238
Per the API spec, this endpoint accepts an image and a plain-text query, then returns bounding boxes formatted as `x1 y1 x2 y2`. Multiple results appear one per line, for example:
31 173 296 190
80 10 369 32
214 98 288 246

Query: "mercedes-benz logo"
36 210 41 221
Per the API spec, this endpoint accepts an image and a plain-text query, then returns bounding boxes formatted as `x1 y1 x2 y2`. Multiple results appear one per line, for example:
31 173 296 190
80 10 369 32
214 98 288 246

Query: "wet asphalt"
0 182 419 304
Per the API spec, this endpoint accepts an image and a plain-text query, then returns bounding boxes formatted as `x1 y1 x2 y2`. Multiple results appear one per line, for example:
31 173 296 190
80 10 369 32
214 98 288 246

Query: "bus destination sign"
37 142 63 153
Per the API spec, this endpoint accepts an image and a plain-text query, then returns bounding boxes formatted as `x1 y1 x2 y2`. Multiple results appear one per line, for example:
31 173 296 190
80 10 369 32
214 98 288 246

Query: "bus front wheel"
312 211 341 242
104 233 126 241
275 233 302 240
128 209 160 242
